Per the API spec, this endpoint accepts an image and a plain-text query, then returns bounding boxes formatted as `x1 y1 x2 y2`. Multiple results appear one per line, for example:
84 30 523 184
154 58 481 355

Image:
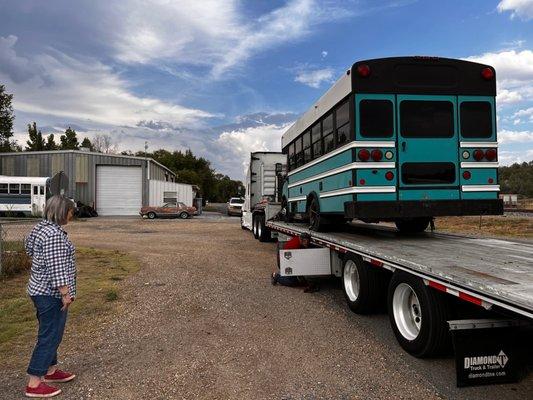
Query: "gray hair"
44 195 75 225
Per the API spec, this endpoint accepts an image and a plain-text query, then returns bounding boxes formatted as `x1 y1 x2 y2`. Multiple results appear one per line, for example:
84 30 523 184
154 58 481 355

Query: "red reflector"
459 292 483 306
385 171 394 181
358 149 370 161
473 149 484 161
462 171 471 180
485 148 497 161
359 179 366 185
428 281 447 293
370 149 383 161
369 259 383 267
488 178 494 184
357 64 371 78
481 67 494 80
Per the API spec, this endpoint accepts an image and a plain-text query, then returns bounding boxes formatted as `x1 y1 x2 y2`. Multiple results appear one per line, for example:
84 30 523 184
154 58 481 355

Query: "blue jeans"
27 296 68 377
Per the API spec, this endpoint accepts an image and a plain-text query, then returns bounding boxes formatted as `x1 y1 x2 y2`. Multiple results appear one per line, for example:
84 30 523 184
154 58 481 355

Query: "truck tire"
395 218 431 234
388 271 450 358
342 254 385 314
258 214 271 242
252 216 259 239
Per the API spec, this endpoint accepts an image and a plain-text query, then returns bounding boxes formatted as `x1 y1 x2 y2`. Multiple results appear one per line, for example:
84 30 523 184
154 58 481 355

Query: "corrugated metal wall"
149 180 193 206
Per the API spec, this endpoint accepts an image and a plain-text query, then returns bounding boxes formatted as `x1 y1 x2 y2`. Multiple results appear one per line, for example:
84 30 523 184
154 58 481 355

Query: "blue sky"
0 0 532 179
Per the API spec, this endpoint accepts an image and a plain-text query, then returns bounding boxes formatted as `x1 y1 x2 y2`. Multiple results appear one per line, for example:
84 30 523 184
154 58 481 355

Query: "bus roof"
282 56 496 149
0 175 49 185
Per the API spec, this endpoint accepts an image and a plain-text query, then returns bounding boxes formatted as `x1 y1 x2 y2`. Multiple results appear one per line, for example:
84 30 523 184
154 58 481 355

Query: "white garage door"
96 166 142 216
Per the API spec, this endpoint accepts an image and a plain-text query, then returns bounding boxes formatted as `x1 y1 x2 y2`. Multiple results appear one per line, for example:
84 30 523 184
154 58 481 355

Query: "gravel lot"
1 217 531 399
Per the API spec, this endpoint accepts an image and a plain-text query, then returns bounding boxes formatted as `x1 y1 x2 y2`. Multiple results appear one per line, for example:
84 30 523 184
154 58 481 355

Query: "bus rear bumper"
344 199 504 220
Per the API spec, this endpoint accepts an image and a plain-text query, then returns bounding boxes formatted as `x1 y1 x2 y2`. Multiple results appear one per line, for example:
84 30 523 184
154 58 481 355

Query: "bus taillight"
385 171 394 181
473 149 484 161
357 64 371 78
485 149 497 161
481 67 494 80
358 149 370 161
371 149 383 161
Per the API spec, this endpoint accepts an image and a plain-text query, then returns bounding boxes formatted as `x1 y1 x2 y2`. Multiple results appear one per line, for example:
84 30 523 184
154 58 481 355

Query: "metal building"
0 150 195 216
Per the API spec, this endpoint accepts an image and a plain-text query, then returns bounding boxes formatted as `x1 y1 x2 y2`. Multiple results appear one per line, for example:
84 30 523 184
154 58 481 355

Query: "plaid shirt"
26 220 76 298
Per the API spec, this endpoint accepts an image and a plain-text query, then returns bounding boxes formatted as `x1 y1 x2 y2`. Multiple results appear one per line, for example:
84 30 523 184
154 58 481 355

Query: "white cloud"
497 89 523 104
498 129 533 143
215 122 292 177
497 0 533 20
513 107 533 121
295 67 335 88
0 36 215 128
321 50 328 58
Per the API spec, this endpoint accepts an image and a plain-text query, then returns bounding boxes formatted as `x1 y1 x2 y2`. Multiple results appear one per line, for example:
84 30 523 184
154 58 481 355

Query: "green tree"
59 127 79 150
499 162 533 197
45 134 59 150
26 122 46 151
0 84 17 152
80 137 94 151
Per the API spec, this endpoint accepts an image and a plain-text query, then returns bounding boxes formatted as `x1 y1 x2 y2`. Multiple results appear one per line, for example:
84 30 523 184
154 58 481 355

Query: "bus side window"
0 184 7 194
303 131 312 163
21 184 31 195
311 123 322 159
9 183 20 194
40 186 45 195
336 100 350 146
322 113 334 154
33 186 39 195
288 142 295 171
295 137 303 167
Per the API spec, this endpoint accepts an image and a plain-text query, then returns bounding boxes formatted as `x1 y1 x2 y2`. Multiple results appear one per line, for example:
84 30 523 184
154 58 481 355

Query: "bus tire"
281 196 291 222
388 271 450 358
307 194 325 232
395 218 430 233
147 212 156 219
342 255 384 314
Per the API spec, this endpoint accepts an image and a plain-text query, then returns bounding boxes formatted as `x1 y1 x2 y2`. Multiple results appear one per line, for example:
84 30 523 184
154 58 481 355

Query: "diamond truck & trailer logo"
464 350 509 370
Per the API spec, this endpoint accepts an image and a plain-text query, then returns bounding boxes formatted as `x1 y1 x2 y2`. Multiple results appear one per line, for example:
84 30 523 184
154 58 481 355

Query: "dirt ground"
1 217 531 399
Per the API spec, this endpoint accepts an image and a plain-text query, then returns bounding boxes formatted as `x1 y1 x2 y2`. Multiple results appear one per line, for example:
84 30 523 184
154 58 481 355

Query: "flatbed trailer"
266 220 532 385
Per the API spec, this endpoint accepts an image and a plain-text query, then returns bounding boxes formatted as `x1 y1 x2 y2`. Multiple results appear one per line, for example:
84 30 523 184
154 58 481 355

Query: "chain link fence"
0 219 37 278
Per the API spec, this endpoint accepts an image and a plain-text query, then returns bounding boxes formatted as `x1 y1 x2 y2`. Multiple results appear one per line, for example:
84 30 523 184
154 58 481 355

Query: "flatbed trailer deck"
268 221 533 319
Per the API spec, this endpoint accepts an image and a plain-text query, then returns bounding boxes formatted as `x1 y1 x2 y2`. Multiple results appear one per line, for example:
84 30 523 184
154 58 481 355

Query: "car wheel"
147 212 156 219
179 212 189 219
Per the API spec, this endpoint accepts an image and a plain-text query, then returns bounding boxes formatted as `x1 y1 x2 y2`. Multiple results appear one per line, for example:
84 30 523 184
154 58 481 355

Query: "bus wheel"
308 196 324 231
342 255 384 314
281 196 291 222
395 217 431 233
388 271 450 358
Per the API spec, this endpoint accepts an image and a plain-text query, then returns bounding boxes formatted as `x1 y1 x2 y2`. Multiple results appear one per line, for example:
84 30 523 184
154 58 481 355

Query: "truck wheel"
388 271 450 358
258 215 271 242
342 255 384 314
147 212 156 219
252 216 259 239
395 218 430 234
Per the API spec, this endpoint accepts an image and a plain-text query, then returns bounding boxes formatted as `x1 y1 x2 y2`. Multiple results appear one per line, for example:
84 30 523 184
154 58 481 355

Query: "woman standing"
24 195 77 398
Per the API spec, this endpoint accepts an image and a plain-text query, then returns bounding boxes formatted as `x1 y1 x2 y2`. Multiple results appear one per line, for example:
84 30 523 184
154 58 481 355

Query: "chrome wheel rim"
257 220 262 237
392 283 422 341
253 220 257 235
343 260 360 302
309 200 318 227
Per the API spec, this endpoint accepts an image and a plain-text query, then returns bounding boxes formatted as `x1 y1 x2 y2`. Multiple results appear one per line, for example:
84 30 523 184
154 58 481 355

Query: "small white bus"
0 176 49 217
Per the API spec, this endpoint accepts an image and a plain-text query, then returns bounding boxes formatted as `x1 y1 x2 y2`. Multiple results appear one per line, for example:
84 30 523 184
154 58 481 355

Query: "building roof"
0 150 176 178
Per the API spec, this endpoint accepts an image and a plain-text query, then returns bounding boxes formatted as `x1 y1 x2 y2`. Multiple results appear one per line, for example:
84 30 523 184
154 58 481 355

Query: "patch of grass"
435 216 532 238
0 247 139 369
0 241 31 278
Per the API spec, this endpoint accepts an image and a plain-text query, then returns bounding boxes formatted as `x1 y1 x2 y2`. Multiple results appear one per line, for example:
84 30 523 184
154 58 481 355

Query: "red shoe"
25 382 61 398
44 369 76 383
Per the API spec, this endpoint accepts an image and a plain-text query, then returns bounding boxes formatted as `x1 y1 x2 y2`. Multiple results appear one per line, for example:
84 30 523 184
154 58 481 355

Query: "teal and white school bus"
281 57 503 232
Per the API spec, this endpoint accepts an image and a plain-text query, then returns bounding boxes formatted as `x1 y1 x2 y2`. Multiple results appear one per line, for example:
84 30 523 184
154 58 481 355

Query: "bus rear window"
360 100 393 137
460 102 492 138
402 162 456 185
400 101 454 138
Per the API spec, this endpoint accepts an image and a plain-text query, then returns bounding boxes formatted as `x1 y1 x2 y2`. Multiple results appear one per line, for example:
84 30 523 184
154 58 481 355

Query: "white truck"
241 152 286 242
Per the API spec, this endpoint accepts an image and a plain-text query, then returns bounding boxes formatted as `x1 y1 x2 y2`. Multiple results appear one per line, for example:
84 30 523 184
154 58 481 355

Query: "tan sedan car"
140 202 197 219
